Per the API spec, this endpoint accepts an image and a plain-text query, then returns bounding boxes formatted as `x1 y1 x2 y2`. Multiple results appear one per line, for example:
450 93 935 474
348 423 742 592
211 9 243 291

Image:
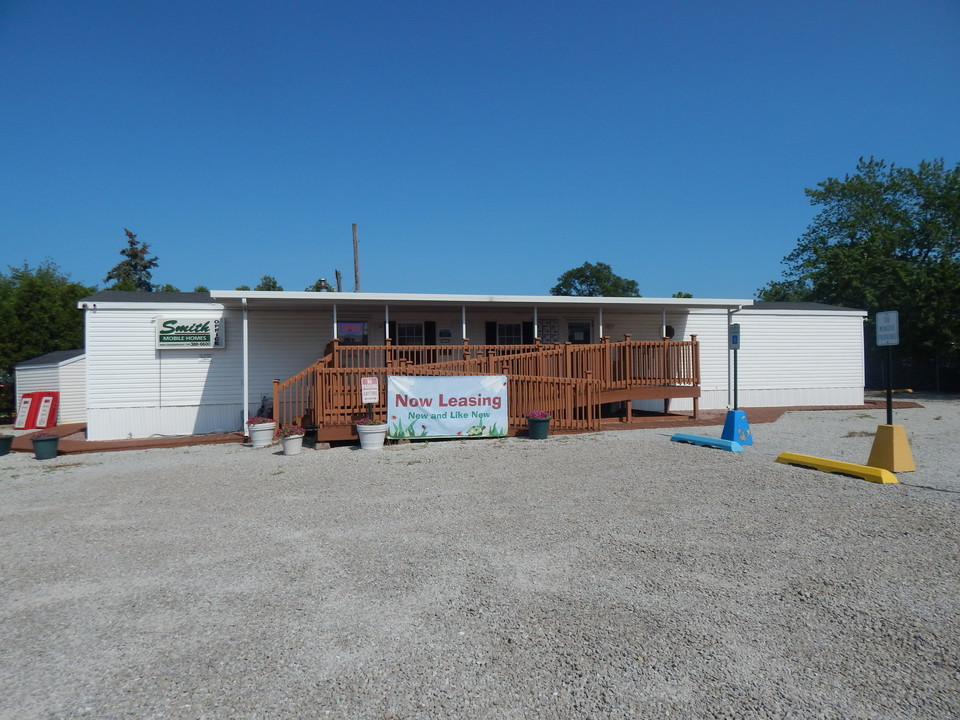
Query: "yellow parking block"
776 452 898 484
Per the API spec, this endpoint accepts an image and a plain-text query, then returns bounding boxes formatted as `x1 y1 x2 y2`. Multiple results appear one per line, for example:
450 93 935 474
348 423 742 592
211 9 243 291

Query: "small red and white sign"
360 376 379 404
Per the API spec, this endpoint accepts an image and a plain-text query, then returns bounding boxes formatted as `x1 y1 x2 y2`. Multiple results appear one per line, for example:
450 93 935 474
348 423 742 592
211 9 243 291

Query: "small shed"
15 349 87 424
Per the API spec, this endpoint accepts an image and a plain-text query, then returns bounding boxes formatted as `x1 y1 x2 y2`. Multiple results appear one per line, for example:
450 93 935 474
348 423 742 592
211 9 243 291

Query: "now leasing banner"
387 375 508 439
156 317 225 349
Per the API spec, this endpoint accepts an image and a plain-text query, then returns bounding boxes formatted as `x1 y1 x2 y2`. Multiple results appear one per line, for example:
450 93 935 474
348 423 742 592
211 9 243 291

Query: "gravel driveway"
2 395 958 719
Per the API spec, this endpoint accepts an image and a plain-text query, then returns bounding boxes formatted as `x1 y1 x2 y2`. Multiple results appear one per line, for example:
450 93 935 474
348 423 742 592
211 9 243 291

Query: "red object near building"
13 391 59 429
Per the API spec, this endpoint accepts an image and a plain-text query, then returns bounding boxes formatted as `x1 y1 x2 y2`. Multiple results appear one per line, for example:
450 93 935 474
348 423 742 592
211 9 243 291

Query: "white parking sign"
876 311 900 347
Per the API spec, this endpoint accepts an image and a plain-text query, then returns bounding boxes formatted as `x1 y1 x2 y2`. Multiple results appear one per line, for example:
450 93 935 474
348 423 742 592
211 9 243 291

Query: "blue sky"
2 0 958 299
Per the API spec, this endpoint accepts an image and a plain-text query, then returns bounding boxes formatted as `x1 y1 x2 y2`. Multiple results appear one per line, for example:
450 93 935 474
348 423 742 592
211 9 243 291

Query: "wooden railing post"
329 337 340 368
272 378 280 424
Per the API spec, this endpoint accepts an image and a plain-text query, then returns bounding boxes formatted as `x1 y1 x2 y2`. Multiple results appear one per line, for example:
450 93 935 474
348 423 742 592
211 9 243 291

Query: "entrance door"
568 321 592 344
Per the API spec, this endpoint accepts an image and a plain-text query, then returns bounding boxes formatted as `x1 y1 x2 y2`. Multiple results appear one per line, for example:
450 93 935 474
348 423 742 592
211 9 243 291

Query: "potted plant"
0 433 12 457
526 410 551 439
246 416 276 448
278 425 305 455
355 415 388 450
31 431 60 460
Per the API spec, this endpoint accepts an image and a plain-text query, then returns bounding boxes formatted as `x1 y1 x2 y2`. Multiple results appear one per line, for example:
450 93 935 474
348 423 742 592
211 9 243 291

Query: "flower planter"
527 417 550 439
356 423 388 450
31 436 59 460
0 435 12 456
248 422 276 448
281 434 304 455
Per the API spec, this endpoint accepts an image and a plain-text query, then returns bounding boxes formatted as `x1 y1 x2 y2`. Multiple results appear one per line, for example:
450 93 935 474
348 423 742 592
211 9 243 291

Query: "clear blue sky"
2 0 958 299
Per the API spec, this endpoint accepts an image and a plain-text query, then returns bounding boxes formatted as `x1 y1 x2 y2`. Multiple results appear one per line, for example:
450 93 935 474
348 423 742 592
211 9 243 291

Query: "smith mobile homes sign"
156 317 225 349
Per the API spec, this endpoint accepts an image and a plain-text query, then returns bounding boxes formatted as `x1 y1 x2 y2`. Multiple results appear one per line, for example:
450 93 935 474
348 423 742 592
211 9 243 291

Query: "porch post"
598 307 603 339
533 306 539 340
242 297 249 438
385 305 390 340
461 306 467 341
333 304 338 339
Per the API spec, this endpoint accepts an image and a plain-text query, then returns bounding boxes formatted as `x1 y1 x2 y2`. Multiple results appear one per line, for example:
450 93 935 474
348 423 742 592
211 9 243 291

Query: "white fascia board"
741 307 868 318
210 289 753 309
77 301 225 311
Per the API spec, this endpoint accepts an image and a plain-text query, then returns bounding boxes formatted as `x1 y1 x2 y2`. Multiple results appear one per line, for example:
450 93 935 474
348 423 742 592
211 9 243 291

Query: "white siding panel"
85 305 333 439
58 358 86 422
15 366 58 400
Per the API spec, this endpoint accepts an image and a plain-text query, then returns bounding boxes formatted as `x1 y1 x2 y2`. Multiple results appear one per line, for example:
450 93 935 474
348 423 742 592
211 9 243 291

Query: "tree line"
2 156 958 416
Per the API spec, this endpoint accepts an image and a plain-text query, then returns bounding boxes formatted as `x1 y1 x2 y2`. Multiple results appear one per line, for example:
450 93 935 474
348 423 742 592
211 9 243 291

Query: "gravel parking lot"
2 395 958 719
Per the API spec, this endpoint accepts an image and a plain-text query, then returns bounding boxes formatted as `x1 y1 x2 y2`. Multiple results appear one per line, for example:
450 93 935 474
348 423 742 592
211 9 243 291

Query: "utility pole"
352 223 360 292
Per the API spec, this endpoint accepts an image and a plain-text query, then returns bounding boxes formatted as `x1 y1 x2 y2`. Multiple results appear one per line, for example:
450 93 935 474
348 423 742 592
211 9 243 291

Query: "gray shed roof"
16 349 85 368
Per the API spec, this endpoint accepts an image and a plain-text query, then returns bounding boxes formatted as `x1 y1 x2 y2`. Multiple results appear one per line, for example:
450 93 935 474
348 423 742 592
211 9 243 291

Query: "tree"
758 157 960 388
550 262 640 297
254 276 283 291
194 285 209 293
104 229 159 291
672 291 693 298
235 285 251 291
0 261 94 412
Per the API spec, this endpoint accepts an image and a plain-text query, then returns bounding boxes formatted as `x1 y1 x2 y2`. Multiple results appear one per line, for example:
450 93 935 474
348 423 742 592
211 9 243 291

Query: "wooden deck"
273 336 700 442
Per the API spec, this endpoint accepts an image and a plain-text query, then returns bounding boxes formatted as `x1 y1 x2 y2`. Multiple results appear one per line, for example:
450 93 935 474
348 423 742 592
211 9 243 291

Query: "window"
395 322 424 346
338 321 368 345
568 321 592 344
498 323 522 345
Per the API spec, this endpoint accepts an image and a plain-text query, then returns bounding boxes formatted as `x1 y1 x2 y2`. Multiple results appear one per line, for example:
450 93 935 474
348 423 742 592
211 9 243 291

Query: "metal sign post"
875 311 899 425
868 310 915 472
729 323 741 410
721 323 751 445
360 376 379 421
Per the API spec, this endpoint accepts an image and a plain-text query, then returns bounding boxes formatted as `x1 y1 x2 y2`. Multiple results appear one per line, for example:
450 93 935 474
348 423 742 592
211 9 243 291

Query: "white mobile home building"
78 291 866 441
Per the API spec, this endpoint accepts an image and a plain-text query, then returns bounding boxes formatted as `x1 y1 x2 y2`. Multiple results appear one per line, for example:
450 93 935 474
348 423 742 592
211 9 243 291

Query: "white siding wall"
85 304 333 440
15 365 58 403
58 358 86 423
683 307 865 411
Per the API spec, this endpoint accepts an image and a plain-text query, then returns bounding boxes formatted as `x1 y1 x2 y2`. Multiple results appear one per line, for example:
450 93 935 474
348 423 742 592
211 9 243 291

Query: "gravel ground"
1 394 958 719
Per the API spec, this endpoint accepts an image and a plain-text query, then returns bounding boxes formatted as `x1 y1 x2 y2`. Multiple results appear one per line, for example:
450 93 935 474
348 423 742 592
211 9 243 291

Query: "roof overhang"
209 290 754 313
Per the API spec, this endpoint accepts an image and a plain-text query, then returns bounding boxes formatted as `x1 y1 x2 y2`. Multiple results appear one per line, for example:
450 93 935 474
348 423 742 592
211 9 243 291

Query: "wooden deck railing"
273 335 699 436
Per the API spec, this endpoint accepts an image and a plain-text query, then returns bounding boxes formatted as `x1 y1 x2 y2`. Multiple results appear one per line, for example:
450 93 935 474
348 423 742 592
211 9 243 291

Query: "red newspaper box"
14 392 40 430
33 391 60 428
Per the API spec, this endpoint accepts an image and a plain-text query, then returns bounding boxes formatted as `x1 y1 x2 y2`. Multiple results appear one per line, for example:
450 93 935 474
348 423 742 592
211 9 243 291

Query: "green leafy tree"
235 285 251 291
193 285 209 293
254 276 283 291
155 284 180 292
0 261 94 412
550 261 640 297
104 229 159 291
758 157 960 387
672 291 693 298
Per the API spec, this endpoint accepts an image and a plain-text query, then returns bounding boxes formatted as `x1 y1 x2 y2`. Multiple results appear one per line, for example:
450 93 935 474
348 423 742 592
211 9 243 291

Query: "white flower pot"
248 422 276 448
281 435 304 455
356 423 388 450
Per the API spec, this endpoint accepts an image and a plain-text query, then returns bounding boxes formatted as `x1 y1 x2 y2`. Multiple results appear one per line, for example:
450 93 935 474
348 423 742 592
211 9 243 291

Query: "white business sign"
876 311 900 347
156 317 225 349
387 375 508 439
